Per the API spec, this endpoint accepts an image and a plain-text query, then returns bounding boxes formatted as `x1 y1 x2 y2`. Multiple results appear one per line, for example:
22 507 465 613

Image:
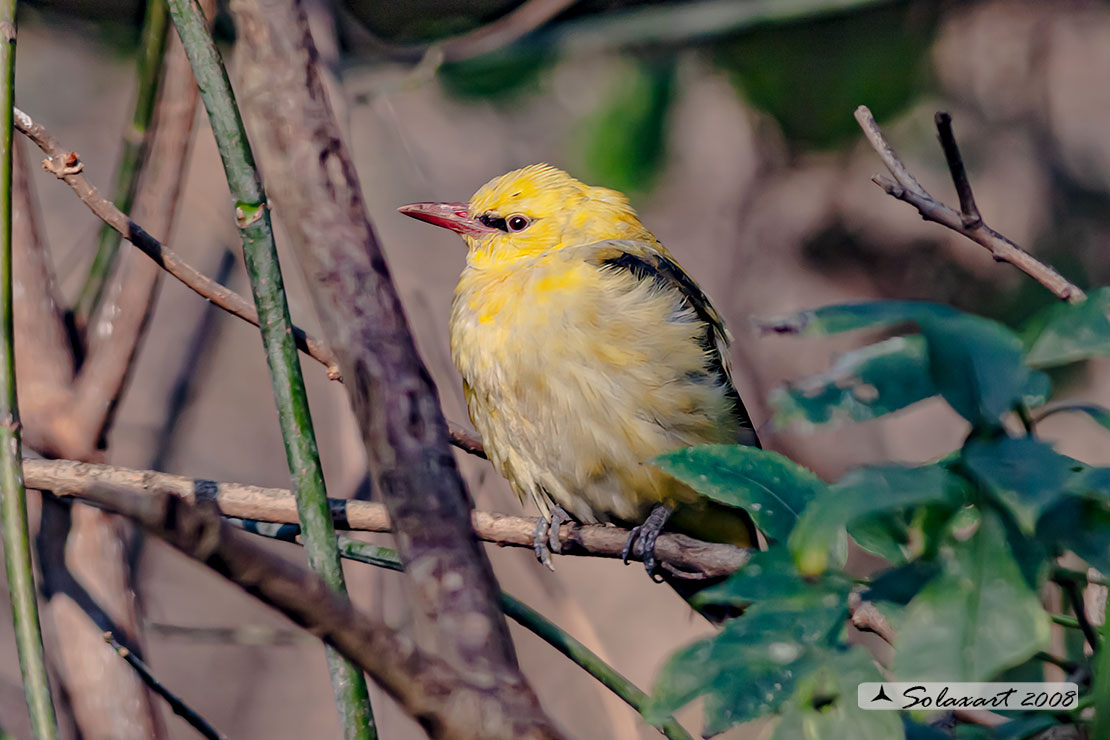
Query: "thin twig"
11 106 342 379
854 105 1085 303
103 632 224 740
11 106 490 459
374 0 578 63
1061 579 1101 652
362 0 898 63
0 8 59 738
23 457 752 578
165 0 375 734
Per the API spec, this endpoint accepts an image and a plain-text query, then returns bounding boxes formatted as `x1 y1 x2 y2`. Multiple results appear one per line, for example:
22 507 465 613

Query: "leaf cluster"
648 289 1110 738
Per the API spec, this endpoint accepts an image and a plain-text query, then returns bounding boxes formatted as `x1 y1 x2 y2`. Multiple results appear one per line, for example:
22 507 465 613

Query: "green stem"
164 2 376 738
230 520 695 740
73 0 168 326
0 4 58 738
1051 613 1082 630
1093 590 1110 738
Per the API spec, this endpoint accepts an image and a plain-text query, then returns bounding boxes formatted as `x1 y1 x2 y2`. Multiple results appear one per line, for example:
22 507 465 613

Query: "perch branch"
23 457 752 578
853 105 1085 303
63 476 563 739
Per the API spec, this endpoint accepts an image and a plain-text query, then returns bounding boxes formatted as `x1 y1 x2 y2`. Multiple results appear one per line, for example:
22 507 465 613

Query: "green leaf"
694 547 849 609
848 513 910 564
648 599 839 733
894 511 1050 682
771 336 937 428
866 560 943 606
653 444 827 541
760 300 1042 426
962 437 1075 533
1037 495 1110 573
580 57 675 194
770 648 903 740
1024 287 1110 368
1036 402 1110 432
790 464 965 576
918 315 1044 426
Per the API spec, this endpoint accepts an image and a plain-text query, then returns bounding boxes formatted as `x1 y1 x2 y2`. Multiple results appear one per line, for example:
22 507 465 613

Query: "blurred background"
2 0 1109 737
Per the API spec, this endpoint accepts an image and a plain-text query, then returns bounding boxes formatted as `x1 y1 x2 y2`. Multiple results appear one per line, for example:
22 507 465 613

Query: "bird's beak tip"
398 201 494 238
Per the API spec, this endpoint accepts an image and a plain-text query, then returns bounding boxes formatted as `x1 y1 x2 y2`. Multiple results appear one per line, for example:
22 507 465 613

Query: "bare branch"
231 0 525 693
11 106 342 379
24 458 750 578
854 105 1085 303
62 475 563 739
13 105 486 459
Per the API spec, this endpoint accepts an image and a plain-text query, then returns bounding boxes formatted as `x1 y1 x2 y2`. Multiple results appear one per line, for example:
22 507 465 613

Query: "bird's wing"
576 239 760 448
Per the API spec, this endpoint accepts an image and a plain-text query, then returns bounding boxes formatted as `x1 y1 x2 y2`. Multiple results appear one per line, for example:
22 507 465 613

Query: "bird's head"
399 164 654 265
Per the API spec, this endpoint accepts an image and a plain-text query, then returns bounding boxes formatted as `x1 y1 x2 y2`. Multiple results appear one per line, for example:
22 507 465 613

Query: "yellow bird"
400 164 758 576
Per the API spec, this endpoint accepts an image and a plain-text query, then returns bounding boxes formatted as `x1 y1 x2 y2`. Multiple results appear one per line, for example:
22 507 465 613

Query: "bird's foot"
621 504 672 581
548 505 570 554
533 506 570 572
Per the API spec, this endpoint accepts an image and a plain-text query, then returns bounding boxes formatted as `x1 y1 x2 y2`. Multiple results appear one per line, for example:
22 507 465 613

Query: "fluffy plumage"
402 164 758 547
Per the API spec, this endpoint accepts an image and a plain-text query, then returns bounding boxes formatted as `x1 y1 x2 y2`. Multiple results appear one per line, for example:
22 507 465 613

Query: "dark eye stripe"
477 213 508 231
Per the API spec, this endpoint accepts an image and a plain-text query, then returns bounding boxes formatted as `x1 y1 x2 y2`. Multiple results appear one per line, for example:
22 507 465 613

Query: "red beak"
398 201 496 238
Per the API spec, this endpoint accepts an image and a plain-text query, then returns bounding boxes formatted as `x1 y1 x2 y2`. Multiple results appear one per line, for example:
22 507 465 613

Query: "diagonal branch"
23 458 752 579
11 106 342 379
853 105 1085 304
58 474 562 740
11 104 488 456
230 0 528 699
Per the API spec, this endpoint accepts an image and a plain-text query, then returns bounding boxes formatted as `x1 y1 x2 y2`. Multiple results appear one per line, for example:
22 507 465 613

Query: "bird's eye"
507 215 531 232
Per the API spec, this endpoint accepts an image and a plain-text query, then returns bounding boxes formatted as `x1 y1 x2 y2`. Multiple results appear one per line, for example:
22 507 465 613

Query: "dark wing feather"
584 242 761 448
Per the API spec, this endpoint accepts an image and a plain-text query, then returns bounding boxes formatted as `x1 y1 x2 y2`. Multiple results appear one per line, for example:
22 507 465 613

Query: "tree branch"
165 0 377 732
229 0 530 705
22 458 751 578
57 474 562 740
11 106 342 379
11 104 488 458
853 105 1085 304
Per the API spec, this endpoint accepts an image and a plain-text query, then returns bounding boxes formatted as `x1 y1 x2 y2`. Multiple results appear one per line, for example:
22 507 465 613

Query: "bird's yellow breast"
450 248 738 524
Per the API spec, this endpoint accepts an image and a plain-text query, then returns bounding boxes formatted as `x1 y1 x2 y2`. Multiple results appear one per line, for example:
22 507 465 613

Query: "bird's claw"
548 505 569 555
533 505 571 571
533 516 556 571
622 504 672 581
